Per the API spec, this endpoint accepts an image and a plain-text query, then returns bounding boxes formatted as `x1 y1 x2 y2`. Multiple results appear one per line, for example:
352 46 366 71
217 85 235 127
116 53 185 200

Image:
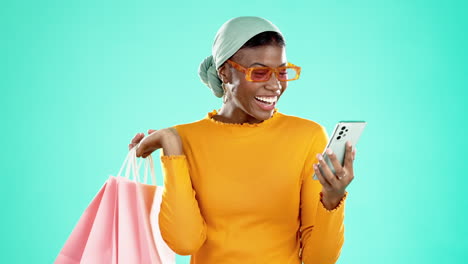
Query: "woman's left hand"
313 141 356 210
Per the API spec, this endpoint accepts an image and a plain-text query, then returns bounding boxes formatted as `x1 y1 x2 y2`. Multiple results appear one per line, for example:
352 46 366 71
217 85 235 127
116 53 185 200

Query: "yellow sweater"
159 109 347 264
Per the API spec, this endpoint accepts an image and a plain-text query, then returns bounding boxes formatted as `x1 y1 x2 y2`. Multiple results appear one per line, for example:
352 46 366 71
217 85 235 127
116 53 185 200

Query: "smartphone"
313 121 367 180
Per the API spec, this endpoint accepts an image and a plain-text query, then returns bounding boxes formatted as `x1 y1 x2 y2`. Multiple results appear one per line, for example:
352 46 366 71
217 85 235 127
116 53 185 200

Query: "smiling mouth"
254 96 278 105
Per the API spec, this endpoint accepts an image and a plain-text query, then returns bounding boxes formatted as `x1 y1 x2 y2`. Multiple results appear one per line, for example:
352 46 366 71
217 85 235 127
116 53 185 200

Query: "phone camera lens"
345 129 349 132
337 136 342 140
341 126 346 130
339 131 344 135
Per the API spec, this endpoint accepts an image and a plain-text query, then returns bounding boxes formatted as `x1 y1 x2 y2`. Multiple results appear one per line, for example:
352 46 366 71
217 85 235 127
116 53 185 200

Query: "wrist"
321 191 345 210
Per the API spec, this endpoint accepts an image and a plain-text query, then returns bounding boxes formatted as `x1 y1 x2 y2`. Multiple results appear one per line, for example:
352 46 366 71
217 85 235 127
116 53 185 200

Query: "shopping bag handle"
143 155 156 185
116 145 156 185
116 145 139 181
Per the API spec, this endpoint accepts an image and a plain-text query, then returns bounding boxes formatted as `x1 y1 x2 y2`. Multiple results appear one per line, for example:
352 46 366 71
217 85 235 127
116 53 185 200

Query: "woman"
129 16 355 264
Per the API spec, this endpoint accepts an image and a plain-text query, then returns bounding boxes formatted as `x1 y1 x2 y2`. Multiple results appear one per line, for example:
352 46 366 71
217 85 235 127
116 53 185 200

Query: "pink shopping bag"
55 177 118 263
55 147 175 264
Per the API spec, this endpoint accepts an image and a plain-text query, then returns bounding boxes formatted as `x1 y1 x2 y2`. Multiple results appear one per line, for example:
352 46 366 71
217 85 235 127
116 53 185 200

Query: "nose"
265 72 282 93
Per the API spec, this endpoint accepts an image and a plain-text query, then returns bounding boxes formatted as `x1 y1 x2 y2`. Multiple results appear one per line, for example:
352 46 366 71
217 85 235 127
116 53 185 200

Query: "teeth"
255 96 277 103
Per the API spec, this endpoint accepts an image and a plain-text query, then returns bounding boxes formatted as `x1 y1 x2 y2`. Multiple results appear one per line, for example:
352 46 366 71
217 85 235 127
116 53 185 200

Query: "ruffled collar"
205 108 280 128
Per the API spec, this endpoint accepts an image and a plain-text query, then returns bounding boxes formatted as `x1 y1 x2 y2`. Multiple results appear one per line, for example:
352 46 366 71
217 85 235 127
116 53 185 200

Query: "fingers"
313 163 332 189
135 135 149 157
343 141 354 170
325 148 346 179
136 131 162 158
129 130 157 151
316 142 356 191
316 153 339 185
135 139 144 157
129 133 144 150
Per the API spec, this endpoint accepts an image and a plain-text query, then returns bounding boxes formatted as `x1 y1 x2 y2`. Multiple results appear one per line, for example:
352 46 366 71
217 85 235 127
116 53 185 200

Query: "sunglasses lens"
248 66 300 82
278 68 299 81
250 69 271 81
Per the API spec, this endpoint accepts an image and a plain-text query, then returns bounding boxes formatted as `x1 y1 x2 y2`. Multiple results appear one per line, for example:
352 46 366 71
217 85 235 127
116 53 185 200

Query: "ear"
217 63 232 84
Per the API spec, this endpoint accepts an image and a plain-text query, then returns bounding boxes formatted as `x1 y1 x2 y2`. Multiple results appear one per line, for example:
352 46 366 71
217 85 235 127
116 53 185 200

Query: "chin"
251 108 275 122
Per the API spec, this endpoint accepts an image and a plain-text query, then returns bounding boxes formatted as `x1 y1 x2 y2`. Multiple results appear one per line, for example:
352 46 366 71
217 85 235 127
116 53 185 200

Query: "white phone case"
313 121 366 180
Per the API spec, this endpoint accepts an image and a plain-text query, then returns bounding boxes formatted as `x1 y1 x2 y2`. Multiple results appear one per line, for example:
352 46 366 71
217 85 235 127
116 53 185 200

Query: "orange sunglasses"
226 60 301 82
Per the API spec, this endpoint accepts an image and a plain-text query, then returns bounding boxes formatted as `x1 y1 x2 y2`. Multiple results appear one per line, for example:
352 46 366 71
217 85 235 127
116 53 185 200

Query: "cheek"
231 72 266 100
232 82 262 104
230 71 244 86
281 81 288 92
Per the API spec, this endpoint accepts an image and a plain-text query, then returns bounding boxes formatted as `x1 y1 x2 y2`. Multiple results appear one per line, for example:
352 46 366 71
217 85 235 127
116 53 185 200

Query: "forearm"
301 192 347 264
158 155 207 255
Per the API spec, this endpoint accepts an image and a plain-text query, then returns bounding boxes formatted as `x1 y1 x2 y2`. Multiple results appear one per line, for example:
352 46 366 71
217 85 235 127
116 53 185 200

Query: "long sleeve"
157 110 350 263
158 155 207 255
299 125 347 264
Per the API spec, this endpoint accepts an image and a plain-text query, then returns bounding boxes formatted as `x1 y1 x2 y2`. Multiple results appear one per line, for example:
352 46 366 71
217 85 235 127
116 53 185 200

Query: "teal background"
2 0 467 263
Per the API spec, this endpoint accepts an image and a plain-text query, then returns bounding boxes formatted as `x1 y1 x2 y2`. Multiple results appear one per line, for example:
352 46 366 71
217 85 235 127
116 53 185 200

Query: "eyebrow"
248 62 287 67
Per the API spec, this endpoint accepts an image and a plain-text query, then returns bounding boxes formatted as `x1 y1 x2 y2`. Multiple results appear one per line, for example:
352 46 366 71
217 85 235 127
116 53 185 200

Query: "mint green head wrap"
198 16 283 98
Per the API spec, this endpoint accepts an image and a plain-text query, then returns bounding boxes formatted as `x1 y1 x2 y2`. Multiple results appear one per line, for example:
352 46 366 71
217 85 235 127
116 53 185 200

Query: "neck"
215 103 264 124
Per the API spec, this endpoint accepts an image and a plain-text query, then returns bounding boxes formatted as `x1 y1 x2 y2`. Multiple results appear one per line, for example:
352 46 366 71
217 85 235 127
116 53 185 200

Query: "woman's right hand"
128 127 183 158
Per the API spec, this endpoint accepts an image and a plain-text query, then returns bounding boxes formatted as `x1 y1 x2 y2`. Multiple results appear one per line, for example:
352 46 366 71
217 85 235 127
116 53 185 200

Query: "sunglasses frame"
226 60 301 82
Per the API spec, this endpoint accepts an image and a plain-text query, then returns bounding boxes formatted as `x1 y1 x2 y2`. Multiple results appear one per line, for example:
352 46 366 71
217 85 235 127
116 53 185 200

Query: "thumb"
135 144 142 157
148 129 157 134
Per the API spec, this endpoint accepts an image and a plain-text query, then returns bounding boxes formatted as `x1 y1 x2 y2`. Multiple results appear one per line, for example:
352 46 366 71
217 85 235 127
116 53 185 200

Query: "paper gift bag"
55 147 175 264
146 156 176 264
55 177 118 264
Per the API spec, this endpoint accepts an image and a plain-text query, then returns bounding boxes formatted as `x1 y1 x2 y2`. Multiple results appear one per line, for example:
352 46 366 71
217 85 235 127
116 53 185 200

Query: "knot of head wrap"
198 16 282 98
199 55 224 98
